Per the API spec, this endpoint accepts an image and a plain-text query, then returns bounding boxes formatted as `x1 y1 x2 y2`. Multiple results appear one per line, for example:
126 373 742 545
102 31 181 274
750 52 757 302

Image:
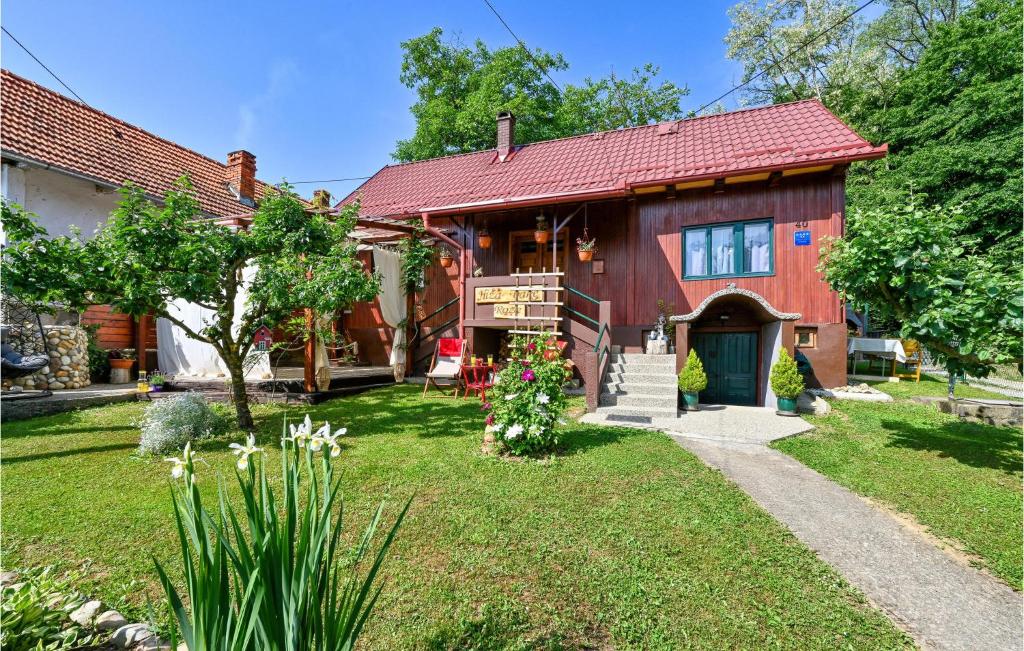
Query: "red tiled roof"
1 69 273 217
343 99 886 218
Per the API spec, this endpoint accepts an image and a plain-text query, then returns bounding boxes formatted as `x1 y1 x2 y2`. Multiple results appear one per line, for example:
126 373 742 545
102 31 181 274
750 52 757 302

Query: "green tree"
393 28 688 162
819 201 1022 387
1 180 379 429
847 0 1023 264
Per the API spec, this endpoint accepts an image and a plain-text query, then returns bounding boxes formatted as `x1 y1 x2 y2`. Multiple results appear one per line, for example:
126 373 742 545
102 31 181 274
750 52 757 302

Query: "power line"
694 0 877 114
289 176 372 185
481 0 563 93
1 26 89 105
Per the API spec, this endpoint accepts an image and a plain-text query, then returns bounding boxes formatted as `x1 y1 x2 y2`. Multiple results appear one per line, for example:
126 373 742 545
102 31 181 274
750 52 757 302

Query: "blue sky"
2 1 746 200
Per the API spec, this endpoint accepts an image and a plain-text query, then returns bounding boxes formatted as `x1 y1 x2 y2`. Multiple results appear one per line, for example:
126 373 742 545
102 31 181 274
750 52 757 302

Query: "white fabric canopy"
156 265 272 379
372 246 407 366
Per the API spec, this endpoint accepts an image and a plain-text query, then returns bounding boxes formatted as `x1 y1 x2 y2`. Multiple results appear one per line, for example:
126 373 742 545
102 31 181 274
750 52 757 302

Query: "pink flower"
522 369 536 382
481 402 492 411
485 414 495 426
526 342 537 352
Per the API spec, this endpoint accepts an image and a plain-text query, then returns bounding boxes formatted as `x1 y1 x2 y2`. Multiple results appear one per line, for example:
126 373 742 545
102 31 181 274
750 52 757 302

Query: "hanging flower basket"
534 215 550 244
438 246 454 270
576 233 597 262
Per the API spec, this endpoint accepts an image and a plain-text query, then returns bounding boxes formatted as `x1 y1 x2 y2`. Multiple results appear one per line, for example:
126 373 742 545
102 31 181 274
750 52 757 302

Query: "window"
795 327 817 348
682 219 773 279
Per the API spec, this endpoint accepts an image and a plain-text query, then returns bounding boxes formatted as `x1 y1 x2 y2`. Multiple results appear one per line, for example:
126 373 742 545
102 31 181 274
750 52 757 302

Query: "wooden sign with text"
474 286 545 304
493 304 527 319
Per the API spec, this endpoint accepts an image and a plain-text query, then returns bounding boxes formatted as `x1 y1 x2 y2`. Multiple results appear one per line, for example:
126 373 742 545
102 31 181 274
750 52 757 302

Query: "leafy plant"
81 323 109 382
677 349 707 394
575 237 597 252
437 245 454 260
154 417 410 650
484 334 571 456
0 567 97 651
110 348 136 361
137 392 229 455
819 201 1022 384
1 181 380 430
656 298 676 340
149 371 166 386
770 348 805 400
399 227 435 294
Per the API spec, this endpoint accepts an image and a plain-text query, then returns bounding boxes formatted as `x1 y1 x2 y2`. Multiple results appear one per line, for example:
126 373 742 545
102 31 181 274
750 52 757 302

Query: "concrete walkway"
672 435 1023 651
581 404 813 444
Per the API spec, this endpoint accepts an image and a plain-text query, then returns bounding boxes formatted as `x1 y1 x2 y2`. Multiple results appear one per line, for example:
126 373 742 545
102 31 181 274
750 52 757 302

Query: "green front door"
691 332 758 405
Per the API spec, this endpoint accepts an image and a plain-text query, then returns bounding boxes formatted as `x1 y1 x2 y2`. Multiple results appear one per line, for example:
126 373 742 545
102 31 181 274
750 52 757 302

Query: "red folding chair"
423 338 466 397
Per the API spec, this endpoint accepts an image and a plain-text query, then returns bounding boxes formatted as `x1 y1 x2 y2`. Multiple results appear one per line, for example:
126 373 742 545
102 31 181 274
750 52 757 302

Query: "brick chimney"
497 111 516 162
226 150 257 205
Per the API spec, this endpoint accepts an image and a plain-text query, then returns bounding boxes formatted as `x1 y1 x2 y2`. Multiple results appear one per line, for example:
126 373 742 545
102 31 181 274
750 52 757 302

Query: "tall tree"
847 0 1023 264
1 180 379 429
393 28 688 162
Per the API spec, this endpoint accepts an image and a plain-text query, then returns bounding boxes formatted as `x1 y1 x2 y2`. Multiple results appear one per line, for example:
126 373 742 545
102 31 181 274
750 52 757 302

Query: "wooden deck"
166 365 395 404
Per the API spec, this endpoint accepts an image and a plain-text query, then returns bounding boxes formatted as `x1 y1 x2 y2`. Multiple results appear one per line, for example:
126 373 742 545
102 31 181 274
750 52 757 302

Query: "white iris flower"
228 433 264 470
283 415 313 447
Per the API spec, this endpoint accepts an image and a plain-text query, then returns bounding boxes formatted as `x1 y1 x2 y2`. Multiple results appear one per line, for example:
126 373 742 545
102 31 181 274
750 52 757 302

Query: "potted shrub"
576 236 597 262
770 348 805 416
108 348 136 384
438 245 454 268
534 215 550 244
477 226 492 250
677 349 707 411
150 370 165 392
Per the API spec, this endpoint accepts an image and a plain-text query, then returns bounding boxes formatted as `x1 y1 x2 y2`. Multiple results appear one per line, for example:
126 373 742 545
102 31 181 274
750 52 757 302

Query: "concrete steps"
597 353 677 420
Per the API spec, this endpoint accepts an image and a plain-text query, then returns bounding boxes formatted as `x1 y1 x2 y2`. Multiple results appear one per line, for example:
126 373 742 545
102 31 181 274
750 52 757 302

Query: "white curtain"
156 265 272 379
372 246 407 366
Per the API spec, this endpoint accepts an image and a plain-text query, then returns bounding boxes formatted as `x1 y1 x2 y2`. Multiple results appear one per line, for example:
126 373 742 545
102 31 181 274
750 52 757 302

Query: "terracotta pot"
534 229 550 244
478 234 492 249
577 249 594 262
439 255 454 268
109 358 134 369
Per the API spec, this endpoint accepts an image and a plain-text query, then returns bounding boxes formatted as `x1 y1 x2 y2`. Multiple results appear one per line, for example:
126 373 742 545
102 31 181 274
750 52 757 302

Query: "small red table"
460 364 495 401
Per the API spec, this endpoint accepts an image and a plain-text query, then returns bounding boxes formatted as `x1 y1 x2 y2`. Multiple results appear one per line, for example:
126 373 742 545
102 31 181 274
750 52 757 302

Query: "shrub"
677 349 707 393
81 323 109 382
770 348 805 399
484 334 571 456
137 392 229 455
155 417 409 650
0 567 97 651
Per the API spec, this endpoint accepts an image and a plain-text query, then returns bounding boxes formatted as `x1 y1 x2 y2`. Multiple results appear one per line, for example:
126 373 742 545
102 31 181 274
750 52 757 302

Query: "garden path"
672 434 1023 651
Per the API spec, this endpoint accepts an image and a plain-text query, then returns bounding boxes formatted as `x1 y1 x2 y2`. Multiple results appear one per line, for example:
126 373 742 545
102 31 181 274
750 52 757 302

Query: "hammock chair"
1 294 52 397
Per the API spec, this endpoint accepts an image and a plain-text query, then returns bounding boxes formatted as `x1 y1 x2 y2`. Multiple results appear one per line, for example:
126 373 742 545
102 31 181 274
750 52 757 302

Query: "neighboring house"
0 69 273 368
344 102 886 409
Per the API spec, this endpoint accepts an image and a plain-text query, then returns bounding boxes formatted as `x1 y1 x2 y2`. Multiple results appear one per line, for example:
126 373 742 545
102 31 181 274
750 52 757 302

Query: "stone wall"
2 325 91 390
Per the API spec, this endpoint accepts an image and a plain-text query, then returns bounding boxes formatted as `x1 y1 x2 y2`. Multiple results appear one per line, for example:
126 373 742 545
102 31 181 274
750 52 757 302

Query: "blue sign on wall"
794 230 812 246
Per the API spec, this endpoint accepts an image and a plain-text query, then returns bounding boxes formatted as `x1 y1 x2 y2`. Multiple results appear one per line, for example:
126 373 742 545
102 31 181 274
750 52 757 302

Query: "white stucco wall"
2 163 120 241
760 321 784 409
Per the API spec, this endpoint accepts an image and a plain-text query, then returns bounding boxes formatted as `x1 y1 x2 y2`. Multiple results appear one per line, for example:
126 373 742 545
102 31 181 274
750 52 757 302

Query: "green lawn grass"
775 381 1022 590
1 385 911 649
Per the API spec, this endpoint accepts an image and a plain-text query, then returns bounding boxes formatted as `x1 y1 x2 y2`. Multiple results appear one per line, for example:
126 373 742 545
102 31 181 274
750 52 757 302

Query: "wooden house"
342 102 887 410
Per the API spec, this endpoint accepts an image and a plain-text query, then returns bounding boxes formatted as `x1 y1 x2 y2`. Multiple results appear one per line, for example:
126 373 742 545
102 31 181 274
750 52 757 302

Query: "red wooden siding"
81 305 135 349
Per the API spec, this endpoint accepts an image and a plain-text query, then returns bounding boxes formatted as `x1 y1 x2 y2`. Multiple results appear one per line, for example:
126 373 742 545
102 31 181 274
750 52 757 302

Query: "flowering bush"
155 415 409 650
137 391 229 455
484 334 571 455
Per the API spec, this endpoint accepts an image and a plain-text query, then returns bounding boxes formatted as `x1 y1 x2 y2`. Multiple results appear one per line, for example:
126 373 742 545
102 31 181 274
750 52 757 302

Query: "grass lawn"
1 385 911 649
775 375 1022 590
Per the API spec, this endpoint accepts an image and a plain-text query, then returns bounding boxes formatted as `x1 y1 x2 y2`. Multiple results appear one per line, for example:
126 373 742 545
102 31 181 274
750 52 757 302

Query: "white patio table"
848 337 906 375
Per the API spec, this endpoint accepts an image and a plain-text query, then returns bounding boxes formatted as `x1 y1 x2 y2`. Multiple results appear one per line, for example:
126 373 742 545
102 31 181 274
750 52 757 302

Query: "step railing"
565 285 612 413
411 296 459 373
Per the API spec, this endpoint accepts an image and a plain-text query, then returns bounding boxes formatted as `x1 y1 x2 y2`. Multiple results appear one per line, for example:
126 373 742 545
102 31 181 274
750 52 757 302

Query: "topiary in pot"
770 348 805 415
677 349 707 411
